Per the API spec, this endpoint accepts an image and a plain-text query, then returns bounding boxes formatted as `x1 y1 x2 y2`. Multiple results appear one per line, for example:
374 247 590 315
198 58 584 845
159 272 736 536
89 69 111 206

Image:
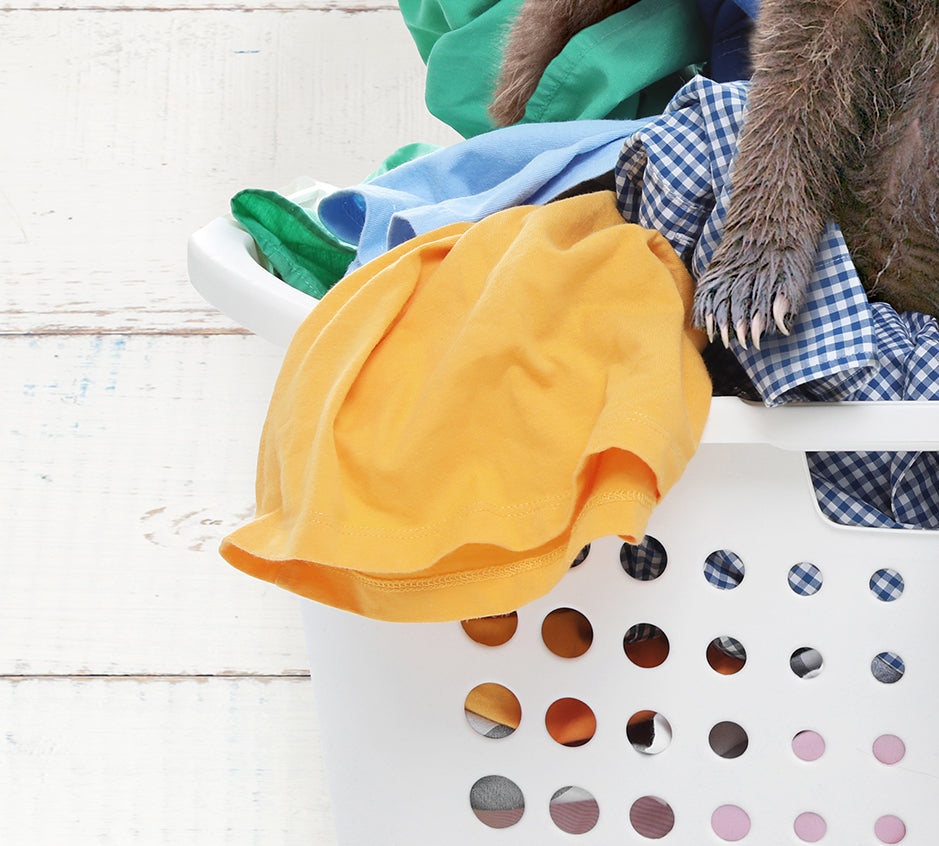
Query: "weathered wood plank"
3 1 393 9
0 677 338 844
0 8 458 334
0 4 459 841
1 333 321 675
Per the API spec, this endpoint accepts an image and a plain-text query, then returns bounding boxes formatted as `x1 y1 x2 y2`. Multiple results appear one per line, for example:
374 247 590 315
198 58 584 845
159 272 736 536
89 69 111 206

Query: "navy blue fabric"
731 0 760 17
697 0 755 81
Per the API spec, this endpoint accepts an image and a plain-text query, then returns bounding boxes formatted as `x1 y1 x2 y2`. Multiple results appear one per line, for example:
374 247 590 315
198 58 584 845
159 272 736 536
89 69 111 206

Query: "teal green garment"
398 0 506 62
231 142 441 299
365 141 442 180
398 0 709 138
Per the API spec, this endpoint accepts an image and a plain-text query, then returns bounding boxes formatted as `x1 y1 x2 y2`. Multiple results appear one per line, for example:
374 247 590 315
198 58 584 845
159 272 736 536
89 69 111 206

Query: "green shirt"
398 0 709 138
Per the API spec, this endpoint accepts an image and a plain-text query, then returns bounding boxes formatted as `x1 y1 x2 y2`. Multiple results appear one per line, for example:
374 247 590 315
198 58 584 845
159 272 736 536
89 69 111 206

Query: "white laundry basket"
189 198 939 845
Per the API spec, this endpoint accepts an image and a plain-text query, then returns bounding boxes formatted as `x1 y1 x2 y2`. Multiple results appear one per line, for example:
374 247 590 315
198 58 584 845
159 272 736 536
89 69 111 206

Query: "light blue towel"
318 118 653 272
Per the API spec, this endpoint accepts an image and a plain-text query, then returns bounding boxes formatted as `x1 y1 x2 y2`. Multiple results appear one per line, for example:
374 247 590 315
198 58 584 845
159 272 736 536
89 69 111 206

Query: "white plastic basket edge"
186 193 939 453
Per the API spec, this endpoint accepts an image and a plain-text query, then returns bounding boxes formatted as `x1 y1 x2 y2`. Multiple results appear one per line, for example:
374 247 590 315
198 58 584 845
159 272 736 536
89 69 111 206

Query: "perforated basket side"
301 420 939 844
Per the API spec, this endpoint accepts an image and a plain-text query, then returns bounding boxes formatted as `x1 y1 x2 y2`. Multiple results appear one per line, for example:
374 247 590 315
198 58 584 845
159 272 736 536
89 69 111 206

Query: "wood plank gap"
2 673 312 681
0 328 253 337
0 5 396 11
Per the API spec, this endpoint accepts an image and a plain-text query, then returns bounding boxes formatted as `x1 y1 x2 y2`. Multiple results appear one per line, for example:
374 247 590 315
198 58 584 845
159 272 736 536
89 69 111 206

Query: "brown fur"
696 0 939 343
491 0 939 344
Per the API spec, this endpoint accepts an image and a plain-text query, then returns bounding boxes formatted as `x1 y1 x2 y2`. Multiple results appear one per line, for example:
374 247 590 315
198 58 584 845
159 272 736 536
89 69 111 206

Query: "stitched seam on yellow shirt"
618 409 695 466
334 489 654 592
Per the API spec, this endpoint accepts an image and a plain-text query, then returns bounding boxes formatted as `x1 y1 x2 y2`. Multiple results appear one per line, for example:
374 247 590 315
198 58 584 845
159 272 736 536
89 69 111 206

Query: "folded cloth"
808 307 939 529
318 117 653 273
221 191 711 622
397 0 708 138
230 189 354 299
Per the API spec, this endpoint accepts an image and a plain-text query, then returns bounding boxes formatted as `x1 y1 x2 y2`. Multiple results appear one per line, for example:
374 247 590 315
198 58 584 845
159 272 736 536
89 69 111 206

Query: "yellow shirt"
221 191 711 622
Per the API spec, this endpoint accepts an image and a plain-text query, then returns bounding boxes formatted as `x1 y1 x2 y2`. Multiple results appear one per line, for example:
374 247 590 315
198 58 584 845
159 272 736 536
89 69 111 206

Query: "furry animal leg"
489 0 634 127
694 0 879 347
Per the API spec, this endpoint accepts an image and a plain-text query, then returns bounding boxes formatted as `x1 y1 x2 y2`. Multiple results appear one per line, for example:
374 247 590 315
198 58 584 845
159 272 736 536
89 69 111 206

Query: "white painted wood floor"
2 4 458 842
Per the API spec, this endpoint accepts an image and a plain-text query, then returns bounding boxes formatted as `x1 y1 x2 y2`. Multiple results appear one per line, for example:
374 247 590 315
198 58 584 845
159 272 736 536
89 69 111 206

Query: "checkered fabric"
713 635 747 661
806 307 939 529
788 563 823 596
620 536 668 581
704 550 745 590
870 568 905 602
624 623 666 644
570 544 591 568
631 549 902 605
615 76 939 530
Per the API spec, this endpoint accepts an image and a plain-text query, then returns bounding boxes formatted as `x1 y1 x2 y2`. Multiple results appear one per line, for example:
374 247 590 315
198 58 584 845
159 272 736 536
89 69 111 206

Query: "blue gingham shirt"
613 76 939 530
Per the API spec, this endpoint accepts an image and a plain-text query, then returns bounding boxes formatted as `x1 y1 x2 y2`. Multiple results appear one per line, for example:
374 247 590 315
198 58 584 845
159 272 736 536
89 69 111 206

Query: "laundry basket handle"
702 397 939 451
187 181 334 348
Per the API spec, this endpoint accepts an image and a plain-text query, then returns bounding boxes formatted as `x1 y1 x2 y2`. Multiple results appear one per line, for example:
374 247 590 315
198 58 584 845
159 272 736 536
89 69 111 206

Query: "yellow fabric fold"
221 191 711 622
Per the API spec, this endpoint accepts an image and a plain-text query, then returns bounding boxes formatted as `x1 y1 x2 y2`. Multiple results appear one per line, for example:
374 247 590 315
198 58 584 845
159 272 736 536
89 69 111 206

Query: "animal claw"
720 321 730 349
773 295 791 335
705 312 715 343
735 319 749 349
751 312 763 350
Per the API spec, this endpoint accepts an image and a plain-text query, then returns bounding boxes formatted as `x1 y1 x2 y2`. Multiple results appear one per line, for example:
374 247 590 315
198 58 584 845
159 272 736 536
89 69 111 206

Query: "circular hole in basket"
629 795 675 839
620 536 667 581
470 775 524 829
627 710 672 755
624 623 670 668
545 698 596 747
549 786 599 834
461 612 518 647
794 812 827 842
464 683 521 739
870 568 904 602
542 608 593 658
711 805 751 841
792 730 826 762
788 562 823 596
872 651 905 684
875 814 907 843
571 543 591 568
703 549 745 590
790 647 824 678
873 734 906 765
707 636 747 674
709 721 749 759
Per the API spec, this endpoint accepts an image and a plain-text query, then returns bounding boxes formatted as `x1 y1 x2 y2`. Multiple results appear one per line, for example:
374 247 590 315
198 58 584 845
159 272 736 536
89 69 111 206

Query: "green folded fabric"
364 141 442 180
231 190 354 299
399 0 709 138
231 142 441 299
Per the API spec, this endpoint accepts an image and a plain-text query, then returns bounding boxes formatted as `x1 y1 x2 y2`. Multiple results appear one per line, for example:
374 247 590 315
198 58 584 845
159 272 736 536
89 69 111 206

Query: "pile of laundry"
223 75 939 623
